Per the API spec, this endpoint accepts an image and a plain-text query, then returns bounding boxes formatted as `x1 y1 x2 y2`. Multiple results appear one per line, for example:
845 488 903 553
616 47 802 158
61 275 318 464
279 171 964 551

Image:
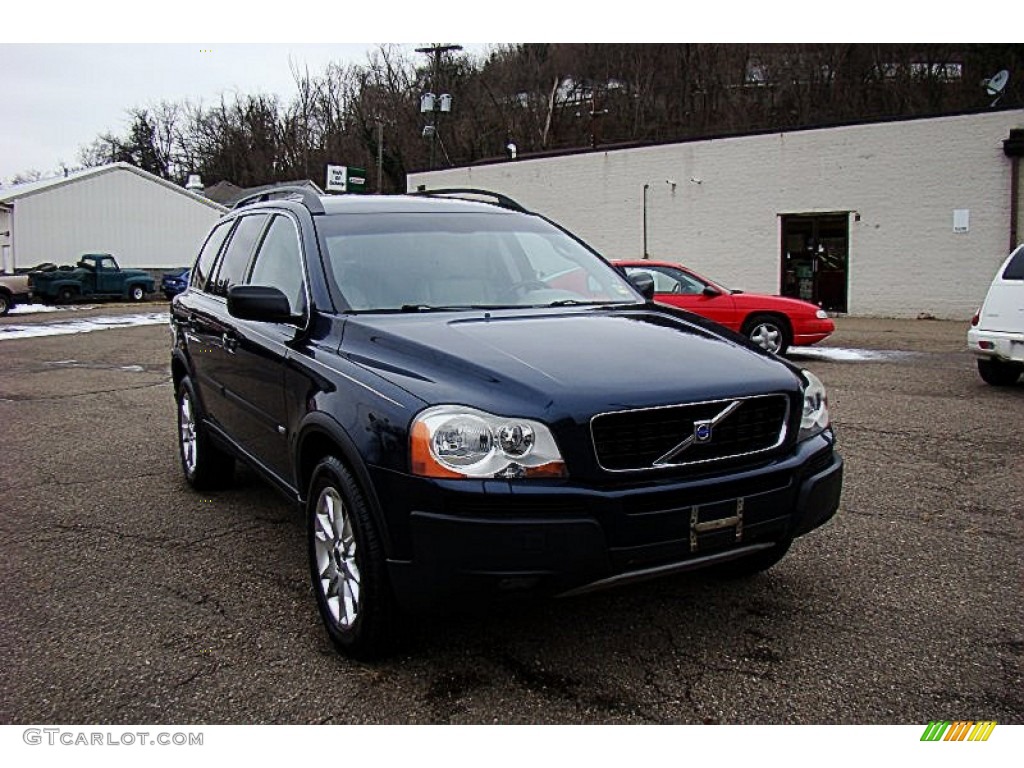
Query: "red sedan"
614 260 834 355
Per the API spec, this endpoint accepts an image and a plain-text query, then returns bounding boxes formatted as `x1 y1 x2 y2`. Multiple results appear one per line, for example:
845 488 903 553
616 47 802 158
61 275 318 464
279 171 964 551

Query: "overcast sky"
0 43 493 184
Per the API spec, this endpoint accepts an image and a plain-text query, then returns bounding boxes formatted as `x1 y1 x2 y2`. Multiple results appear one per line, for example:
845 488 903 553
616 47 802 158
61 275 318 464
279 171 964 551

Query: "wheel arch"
171 352 189 391
295 413 393 555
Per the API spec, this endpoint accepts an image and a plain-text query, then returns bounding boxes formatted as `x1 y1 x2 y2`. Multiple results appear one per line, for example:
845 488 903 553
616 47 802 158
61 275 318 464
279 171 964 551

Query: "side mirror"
227 285 293 323
702 285 722 298
626 271 656 301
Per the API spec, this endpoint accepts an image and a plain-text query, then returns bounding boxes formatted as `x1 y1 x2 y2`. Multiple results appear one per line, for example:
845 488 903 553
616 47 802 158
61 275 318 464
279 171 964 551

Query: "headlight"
815 309 829 320
798 370 830 441
411 405 566 479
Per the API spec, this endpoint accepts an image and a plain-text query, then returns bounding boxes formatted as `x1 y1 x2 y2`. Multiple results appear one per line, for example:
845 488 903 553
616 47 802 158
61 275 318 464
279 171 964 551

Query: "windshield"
318 212 640 311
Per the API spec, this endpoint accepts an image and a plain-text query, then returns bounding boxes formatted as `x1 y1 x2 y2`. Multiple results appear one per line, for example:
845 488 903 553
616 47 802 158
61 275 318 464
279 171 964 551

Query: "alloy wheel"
179 391 198 474
750 322 783 354
313 487 361 629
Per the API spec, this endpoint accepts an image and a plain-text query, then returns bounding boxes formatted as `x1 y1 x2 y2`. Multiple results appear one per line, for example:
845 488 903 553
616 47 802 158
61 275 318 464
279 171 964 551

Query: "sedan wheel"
743 314 790 355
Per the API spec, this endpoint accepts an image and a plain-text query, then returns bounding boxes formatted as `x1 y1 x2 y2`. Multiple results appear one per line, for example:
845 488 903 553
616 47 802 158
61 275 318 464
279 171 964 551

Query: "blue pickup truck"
29 254 155 304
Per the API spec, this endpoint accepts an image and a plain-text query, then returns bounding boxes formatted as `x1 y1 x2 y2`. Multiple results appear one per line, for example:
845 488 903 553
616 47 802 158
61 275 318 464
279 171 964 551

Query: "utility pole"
416 44 462 169
376 120 384 193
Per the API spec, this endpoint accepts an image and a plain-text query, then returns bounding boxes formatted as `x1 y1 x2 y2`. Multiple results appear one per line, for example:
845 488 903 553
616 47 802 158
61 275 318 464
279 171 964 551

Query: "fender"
294 411 393 555
48 279 83 293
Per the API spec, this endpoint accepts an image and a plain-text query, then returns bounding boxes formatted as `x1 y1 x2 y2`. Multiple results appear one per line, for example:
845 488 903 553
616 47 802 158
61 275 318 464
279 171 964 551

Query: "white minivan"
968 244 1024 386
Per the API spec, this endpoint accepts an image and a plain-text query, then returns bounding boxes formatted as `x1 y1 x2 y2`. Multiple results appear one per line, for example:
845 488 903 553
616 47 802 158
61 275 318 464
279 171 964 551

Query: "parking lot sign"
325 165 368 194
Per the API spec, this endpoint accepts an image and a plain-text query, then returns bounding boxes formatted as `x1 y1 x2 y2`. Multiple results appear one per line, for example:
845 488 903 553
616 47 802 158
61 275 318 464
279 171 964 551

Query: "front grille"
592 394 789 472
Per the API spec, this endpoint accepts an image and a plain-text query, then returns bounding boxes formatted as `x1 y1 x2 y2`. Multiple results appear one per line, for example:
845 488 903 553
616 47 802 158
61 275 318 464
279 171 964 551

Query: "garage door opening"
780 213 849 313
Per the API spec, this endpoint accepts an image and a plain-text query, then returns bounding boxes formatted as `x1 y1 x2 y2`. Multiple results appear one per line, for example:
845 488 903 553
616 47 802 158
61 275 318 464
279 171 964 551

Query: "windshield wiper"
399 304 516 313
545 299 633 307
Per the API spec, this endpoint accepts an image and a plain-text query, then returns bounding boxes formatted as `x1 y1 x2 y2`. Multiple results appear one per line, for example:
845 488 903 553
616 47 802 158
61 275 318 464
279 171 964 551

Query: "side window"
98 256 117 270
211 214 269 297
1002 246 1024 281
247 215 306 314
192 220 233 291
661 267 705 295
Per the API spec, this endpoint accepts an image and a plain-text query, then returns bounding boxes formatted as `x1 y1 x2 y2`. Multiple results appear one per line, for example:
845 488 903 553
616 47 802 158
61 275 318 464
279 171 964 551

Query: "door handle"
222 332 238 354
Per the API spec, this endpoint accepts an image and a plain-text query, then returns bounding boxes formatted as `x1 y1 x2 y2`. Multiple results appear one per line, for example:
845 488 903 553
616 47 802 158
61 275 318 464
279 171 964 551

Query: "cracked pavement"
0 308 1021 724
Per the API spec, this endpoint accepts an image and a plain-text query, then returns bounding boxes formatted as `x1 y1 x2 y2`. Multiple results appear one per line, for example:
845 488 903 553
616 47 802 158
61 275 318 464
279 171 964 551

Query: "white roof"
0 162 226 211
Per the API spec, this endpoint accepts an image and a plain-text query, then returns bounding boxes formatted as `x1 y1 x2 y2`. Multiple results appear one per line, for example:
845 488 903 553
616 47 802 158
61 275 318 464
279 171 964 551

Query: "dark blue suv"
170 188 842 658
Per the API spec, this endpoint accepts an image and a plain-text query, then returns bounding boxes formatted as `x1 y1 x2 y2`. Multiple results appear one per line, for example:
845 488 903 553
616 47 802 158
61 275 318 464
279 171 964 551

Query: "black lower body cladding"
375 433 842 612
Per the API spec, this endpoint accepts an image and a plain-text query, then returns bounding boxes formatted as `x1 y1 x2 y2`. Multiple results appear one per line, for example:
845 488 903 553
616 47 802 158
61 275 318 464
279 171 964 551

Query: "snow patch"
790 346 915 362
0 312 169 341
7 303 99 316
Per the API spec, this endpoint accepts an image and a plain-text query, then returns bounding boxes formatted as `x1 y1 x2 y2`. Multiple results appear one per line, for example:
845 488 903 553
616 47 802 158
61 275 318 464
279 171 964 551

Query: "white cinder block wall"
410 110 1024 319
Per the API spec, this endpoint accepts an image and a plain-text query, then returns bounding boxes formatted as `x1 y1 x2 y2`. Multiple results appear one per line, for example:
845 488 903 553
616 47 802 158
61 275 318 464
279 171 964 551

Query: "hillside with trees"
77 43 1023 193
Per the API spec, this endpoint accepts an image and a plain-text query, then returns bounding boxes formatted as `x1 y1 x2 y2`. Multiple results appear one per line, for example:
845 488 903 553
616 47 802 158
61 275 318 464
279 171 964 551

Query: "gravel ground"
0 313 1020 725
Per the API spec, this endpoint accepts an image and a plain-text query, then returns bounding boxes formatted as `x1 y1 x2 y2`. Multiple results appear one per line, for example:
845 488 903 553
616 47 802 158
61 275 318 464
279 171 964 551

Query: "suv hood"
341 307 802 421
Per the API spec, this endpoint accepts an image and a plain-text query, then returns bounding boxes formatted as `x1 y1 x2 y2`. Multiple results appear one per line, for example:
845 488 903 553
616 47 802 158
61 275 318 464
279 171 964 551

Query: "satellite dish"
982 70 1010 105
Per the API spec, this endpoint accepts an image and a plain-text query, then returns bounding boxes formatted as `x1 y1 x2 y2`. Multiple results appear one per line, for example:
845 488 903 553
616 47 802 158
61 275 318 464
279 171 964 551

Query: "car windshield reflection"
319 212 639 312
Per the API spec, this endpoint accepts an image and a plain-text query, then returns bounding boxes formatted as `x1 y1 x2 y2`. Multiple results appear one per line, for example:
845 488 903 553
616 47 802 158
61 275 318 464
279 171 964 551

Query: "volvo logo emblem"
651 400 742 466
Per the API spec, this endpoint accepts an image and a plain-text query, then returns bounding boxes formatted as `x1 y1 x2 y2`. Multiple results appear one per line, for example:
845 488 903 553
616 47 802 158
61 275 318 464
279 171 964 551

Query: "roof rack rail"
232 186 325 214
410 187 529 214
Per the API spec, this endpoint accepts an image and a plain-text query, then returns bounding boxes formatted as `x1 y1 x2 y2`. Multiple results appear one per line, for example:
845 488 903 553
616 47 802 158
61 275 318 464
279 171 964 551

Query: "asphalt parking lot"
0 304 1021 724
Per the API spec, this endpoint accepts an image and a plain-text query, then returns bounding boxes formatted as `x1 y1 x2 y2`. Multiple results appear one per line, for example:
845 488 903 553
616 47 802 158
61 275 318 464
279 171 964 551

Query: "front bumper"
793 318 836 347
968 327 1024 364
380 434 843 612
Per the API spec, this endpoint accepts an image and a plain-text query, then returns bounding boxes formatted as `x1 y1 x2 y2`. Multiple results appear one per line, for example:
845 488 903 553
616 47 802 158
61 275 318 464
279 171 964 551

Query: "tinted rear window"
211 214 269 297
1002 246 1024 280
192 221 233 290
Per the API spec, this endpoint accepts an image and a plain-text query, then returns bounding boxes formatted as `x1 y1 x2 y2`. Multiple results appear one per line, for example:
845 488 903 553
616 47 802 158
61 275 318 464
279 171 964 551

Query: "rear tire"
977 358 1021 387
176 377 234 490
742 314 791 355
58 287 76 304
0 292 11 316
308 456 397 660
711 541 791 579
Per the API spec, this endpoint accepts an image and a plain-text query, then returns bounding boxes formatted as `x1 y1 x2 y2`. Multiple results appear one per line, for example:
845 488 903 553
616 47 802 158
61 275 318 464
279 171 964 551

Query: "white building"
410 110 1024 319
0 163 226 274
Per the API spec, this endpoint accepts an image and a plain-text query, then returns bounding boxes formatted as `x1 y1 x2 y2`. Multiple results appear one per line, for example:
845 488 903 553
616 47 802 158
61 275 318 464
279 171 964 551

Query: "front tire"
0 292 11 316
977 358 1021 386
308 456 397 660
129 284 146 302
176 377 234 490
742 314 791 355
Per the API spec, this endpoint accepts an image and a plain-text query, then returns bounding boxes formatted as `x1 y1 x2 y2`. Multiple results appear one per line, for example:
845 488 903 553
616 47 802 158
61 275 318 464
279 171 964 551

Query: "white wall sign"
326 164 348 192
953 209 969 233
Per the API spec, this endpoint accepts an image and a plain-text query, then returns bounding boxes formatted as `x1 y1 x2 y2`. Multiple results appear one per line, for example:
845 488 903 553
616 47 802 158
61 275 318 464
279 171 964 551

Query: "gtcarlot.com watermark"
23 728 203 747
